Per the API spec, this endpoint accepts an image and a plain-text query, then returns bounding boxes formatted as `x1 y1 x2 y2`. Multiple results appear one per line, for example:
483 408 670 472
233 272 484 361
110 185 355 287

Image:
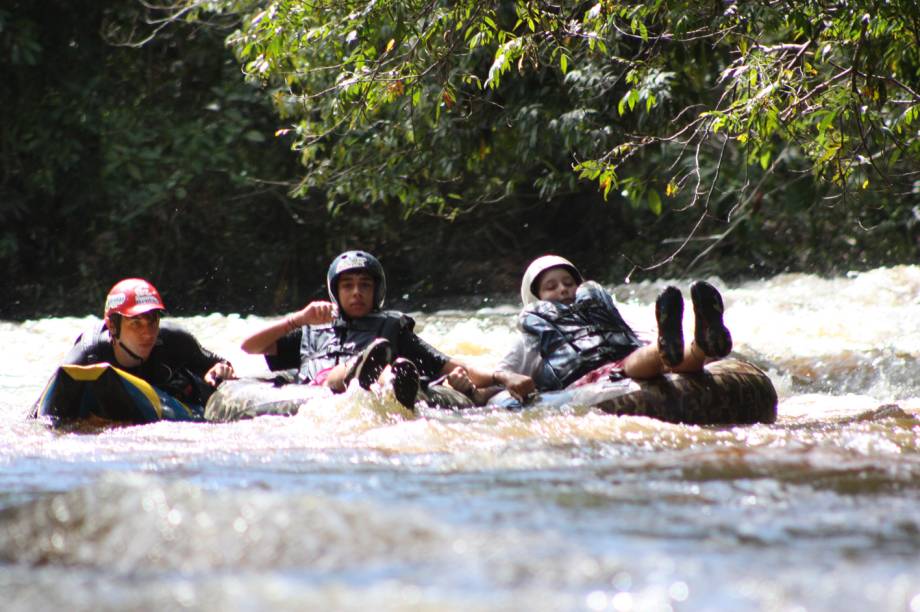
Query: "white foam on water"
2 267 920 611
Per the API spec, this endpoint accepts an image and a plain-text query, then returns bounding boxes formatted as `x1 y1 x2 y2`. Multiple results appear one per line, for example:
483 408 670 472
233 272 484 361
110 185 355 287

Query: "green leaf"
627 89 639 111
817 110 837 132
648 189 662 215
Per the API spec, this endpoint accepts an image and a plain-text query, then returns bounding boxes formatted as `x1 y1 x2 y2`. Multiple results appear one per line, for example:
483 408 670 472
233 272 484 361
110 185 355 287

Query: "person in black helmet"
241 250 495 409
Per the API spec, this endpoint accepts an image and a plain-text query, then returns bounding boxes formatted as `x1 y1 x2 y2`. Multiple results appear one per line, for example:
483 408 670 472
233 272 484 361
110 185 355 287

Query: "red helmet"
104 278 166 319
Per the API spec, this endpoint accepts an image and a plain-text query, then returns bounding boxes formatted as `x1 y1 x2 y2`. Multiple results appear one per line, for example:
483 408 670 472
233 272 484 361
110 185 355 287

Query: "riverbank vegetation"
3 1 919 318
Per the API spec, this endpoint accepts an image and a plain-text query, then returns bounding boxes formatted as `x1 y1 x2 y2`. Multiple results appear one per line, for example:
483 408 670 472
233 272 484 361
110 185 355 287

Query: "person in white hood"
482 255 733 402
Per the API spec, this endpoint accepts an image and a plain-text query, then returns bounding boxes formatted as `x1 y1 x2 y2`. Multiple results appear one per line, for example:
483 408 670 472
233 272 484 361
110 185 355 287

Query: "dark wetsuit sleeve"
265 328 303 371
397 328 449 379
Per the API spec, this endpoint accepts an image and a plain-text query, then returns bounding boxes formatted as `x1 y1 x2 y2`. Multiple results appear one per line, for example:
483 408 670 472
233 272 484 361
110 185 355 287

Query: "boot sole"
345 339 393 390
391 358 420 410
691 281 732 358
655 286 684 368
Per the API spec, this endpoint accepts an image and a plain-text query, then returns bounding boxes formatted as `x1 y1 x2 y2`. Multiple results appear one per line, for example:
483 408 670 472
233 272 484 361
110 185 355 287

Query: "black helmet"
326 250 386 311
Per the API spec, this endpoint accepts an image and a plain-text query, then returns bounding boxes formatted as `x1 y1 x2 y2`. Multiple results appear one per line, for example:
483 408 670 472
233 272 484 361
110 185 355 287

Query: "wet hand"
204 362 235 387
503 373 536 404
447 366 474 394
293 301 336 326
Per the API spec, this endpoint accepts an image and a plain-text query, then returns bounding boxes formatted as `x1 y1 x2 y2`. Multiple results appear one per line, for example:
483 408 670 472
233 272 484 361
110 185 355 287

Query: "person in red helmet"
60 278 235 405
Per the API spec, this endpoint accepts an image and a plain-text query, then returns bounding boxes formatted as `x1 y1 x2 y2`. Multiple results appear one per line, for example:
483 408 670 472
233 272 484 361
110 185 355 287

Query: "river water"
2 267 920 611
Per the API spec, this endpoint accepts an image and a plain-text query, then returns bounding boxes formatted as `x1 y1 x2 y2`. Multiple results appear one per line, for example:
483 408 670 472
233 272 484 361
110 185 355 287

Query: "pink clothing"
311 366 334 386
569 359 627 388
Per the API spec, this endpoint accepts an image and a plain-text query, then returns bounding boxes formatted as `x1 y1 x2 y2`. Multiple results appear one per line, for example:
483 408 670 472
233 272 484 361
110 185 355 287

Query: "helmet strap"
114 337 147 365
108 314 147 365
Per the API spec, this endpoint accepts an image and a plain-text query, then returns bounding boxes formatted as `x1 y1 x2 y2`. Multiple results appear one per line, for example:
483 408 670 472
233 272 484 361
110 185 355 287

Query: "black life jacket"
297 311 407 382
520 282 642 390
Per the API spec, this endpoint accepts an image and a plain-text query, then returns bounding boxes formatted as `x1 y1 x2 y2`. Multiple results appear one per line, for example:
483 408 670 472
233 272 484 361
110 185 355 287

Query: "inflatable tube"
32 363 205 425
204 377 331 422
488 358 777 425
204 358 776 425
203 376 471 422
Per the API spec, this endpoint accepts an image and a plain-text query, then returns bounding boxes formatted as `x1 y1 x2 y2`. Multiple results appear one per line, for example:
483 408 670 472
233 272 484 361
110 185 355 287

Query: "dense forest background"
3 1 919 319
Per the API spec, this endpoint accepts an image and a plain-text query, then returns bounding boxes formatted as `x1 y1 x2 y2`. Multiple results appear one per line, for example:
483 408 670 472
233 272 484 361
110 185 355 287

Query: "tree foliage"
175 0 920 264
5 0 920 318
0 1 324 315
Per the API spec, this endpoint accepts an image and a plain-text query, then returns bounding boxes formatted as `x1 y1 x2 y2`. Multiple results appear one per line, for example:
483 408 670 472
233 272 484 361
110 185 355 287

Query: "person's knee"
324 365 348 392
623 346 664 379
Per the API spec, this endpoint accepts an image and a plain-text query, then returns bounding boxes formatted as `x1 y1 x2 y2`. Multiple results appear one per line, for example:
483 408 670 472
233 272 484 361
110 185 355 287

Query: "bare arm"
440 359 536 403
440 359 493 387
492 369 536 403
241 301 336 355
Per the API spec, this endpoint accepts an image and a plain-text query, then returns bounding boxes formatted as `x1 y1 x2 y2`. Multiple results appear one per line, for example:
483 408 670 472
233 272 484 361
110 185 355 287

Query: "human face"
536 267 579 304
337 271 375 318
116 311 160 362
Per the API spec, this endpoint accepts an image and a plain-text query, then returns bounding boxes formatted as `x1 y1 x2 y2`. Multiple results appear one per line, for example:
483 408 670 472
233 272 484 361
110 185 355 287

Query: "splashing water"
1 267 920 611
